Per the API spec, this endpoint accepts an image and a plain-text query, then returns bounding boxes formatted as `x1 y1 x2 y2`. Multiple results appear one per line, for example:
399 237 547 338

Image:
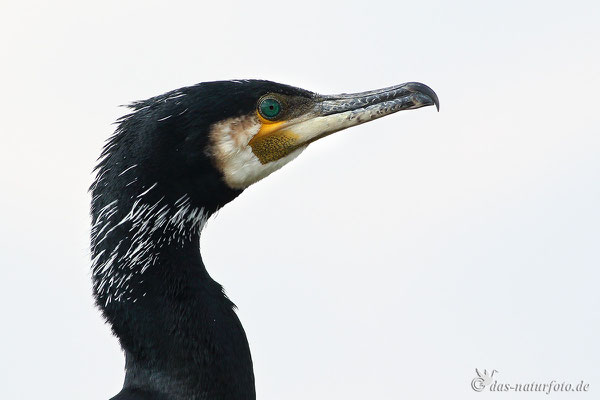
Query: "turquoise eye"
259 98 281 119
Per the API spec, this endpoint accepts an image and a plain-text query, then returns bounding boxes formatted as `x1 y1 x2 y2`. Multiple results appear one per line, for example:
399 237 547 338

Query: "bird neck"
91 193 254 399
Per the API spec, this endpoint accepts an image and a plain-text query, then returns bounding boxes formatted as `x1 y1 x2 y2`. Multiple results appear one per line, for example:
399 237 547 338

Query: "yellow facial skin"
249 113 300 164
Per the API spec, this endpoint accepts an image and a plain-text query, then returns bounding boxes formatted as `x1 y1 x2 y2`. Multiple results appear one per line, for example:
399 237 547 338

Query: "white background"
1 1 599 399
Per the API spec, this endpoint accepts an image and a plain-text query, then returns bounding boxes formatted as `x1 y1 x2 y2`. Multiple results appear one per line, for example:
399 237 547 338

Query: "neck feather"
90 182 254 399
91 189 208 304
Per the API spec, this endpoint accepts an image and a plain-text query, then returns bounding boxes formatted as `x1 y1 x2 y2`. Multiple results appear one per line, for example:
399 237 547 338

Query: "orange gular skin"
249 113 300 164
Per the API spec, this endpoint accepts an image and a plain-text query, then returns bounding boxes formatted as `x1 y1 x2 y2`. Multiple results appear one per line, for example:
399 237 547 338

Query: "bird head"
96 80 438 217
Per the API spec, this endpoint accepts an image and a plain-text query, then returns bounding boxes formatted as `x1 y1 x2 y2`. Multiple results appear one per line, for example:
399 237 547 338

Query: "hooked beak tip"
405 82 439 111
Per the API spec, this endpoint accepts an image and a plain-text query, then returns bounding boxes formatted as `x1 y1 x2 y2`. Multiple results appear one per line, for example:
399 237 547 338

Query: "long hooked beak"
305 81 439 140
320 82 439 114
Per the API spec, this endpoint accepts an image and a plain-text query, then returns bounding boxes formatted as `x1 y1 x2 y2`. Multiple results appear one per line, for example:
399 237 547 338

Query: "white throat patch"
209 115 306 190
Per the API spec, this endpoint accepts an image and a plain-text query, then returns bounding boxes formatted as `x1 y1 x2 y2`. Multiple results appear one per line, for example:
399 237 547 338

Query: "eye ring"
258 97 282 120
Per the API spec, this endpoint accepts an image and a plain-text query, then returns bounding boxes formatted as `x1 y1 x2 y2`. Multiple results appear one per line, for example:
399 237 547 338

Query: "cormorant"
90 79 439 400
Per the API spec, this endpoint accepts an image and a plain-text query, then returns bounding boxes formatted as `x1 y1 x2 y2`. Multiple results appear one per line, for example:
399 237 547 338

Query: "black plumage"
90 79 438 400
